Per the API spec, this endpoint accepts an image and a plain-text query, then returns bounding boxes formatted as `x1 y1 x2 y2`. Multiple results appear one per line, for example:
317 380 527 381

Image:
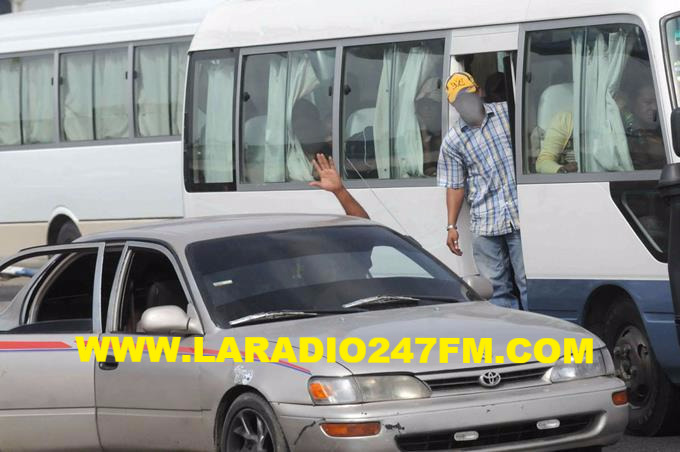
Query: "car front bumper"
274 376 627 451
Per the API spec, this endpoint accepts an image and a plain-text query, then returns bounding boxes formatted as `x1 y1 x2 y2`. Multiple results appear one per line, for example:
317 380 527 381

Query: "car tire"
55 221 81 244
603 300 680 436
220 392 290 452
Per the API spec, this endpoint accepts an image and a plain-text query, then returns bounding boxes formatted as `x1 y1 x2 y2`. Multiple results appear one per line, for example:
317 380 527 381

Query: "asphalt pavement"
606 435 680 451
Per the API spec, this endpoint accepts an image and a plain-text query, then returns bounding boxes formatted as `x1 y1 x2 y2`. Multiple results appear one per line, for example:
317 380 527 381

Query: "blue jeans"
472 229 527 310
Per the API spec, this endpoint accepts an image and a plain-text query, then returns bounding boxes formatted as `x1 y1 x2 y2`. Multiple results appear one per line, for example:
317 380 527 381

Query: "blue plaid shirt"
437 102 520 236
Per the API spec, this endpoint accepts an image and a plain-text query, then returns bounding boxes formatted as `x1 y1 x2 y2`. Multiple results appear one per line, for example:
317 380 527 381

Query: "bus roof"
190 0 679 52
0 0 222 54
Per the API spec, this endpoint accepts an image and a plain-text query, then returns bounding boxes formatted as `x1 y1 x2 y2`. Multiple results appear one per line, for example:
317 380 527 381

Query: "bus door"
448 25 518 277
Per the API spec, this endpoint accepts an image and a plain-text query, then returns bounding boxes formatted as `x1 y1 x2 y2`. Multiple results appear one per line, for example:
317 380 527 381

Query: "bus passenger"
536 81 665 173
437 72 526 310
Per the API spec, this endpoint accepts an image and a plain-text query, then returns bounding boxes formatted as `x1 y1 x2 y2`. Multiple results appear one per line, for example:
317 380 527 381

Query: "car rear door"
0 243 106 451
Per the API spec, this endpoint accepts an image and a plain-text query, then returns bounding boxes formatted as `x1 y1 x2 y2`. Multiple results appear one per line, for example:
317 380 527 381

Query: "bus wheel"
55 220 81 244
603 300 680 436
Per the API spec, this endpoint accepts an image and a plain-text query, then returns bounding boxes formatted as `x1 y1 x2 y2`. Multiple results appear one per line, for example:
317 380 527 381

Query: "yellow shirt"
536 112 574 174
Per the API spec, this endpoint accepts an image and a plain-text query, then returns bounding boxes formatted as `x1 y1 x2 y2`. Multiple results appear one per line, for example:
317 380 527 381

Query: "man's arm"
446 188 465 256
309 153 370 219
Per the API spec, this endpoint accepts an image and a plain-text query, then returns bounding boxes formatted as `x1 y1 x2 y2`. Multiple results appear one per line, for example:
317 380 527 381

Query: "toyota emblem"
479 370 502 388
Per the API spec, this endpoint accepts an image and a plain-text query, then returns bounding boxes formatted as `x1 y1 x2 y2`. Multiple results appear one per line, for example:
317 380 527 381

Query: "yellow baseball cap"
446 72 479 104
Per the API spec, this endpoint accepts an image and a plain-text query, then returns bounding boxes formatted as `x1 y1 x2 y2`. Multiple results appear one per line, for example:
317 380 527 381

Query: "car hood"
232 301 603 375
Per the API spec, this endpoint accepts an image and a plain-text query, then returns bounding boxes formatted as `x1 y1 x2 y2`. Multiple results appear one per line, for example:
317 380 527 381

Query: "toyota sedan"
0 214 627 451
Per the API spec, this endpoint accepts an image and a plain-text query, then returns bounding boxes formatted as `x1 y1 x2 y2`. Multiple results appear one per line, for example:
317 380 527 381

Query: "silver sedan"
0 214 627 451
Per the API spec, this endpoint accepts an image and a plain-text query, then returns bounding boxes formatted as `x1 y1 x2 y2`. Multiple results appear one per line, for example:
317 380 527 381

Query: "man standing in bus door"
437 72 526 310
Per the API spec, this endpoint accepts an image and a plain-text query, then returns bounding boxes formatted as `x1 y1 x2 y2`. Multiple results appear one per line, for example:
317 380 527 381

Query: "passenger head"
291 99 329 158
446 72 485 127
629 84 658 130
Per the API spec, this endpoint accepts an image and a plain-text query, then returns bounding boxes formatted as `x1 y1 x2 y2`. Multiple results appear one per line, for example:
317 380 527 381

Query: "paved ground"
606 435 680 451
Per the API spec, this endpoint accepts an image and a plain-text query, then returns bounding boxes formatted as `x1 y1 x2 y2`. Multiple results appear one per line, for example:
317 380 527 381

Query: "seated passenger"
536 82 665 174
415 97 442 177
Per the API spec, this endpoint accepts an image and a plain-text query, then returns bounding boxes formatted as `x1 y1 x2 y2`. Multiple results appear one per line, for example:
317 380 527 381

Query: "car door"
0 243 106 451
95 241 207 451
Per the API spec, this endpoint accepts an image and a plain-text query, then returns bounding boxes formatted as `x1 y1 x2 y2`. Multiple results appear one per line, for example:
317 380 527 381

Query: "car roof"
76 214 377 250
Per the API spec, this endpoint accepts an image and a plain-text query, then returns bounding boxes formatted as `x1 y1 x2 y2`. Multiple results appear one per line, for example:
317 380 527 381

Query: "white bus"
183 0 680 435
0 0 221 257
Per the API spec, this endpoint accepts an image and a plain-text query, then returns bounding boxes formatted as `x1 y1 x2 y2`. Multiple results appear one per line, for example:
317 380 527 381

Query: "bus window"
341 39 444 180
0 57 21 146
0 55 54 145
186 50 237 189
134 42 190 137
523 24 666 175
240 49 335 184
60 48 129 141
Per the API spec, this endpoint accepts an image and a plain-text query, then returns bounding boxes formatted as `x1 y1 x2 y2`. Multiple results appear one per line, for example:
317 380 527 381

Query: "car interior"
119 249 189 333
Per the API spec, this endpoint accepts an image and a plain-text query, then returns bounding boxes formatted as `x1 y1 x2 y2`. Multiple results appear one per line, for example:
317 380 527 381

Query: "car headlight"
548 348 615 383
308 375 431 405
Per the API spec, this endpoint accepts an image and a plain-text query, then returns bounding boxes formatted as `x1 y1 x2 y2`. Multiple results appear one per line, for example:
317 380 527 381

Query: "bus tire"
603 300 680 436
55 220 81 245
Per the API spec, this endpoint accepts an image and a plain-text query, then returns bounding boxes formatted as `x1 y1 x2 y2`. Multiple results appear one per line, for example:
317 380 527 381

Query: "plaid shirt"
437 102 520 236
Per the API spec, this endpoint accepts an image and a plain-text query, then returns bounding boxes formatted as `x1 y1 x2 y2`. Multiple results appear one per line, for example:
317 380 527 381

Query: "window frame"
0 36 191 152
661 12 680 111
184 30 450 193
516 14 670 184
183 47 239 192
106 240 204 335
0 242 105 334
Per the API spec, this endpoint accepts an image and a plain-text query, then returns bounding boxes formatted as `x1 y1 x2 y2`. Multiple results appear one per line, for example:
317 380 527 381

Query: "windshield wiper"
342 295 422 309
229 310 320 327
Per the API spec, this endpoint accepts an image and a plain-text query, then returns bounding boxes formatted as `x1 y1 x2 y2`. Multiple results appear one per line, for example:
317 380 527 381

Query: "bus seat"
345 108 375 137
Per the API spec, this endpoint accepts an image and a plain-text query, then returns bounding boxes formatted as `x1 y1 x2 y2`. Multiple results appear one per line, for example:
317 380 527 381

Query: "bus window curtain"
21 56 53 144
573 28 632 172
136 45 171 137
263 52 319 182
94 48 129 139
202 58 234 183
374 46 393 179
61 52 94 141
0 58 21 145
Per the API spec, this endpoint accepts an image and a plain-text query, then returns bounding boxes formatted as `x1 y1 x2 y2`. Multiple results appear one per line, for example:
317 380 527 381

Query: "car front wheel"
220 393 290 452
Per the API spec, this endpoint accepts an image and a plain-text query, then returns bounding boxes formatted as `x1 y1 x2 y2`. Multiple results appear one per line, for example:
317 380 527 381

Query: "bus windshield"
666 15 680 105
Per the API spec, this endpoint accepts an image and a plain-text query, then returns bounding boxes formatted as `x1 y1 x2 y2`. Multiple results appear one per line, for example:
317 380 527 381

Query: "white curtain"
61 52 94 141
393 46 437 178
21 55 53 144
573 28 632 172
136 45 170 137
136 42 189 137
94 48 128 139
263 52 319 182
201 58 234 183
373 46 393 179
374 45 436 179
0 58 21 145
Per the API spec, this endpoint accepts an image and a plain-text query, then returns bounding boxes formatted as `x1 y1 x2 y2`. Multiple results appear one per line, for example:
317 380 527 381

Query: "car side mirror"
138 305 202 335
463 275 494 301
672 108 680 156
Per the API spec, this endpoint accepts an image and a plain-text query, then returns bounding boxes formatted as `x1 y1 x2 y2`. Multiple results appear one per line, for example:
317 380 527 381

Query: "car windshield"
666 14 680 106
187 225 475 327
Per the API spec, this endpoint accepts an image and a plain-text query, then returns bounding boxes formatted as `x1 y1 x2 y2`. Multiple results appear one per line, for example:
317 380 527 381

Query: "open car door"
0 242 106 451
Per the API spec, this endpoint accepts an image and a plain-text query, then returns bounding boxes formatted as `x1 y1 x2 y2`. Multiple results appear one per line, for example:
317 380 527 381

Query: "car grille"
395 414 595 451
421 364 551 393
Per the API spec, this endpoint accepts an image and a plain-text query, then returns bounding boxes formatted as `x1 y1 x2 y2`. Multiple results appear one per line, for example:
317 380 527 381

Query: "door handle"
98 354 118 371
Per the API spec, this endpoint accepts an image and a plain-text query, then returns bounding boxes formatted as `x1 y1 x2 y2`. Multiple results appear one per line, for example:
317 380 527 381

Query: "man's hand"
446 228 463 256
562 162 578 173
309 153 342 193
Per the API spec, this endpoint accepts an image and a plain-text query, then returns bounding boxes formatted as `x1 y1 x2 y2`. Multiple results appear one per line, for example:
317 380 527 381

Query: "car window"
117 248 188 333
187 226 469 328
